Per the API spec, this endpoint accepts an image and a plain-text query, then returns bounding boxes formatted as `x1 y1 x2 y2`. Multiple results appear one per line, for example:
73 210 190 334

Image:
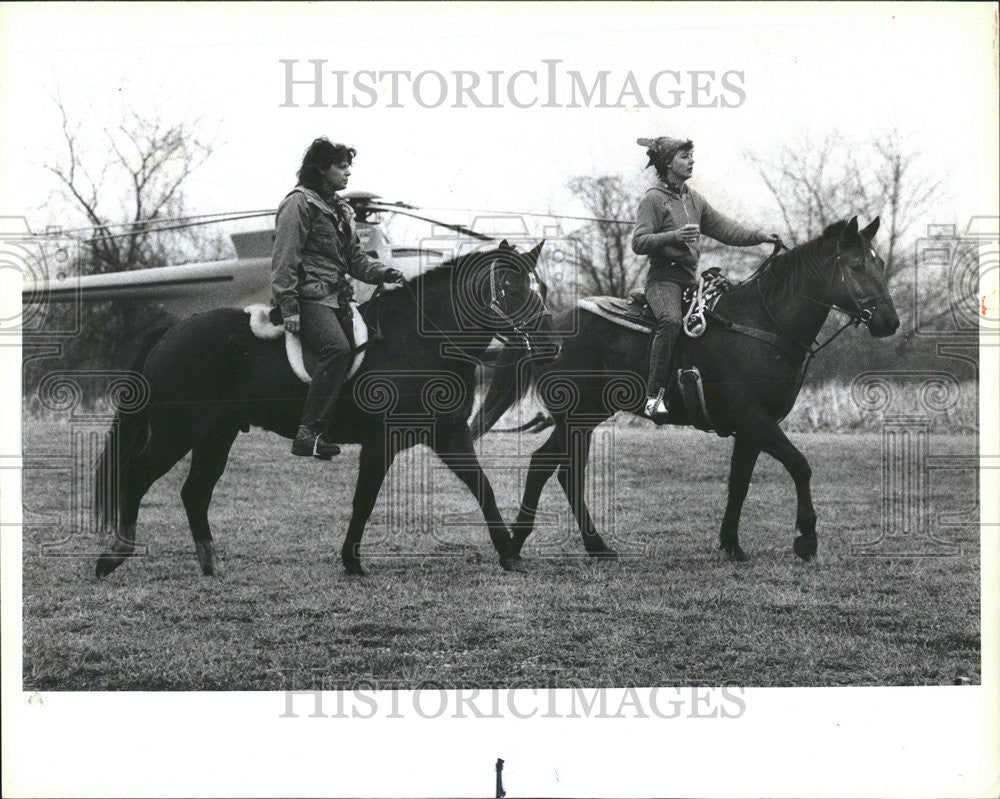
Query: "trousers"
645 280 684 396
298 301 353 435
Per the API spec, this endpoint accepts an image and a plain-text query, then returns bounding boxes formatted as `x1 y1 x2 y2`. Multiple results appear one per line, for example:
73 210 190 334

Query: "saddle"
577 268 732 336
575 268 734 437
244 303 370 384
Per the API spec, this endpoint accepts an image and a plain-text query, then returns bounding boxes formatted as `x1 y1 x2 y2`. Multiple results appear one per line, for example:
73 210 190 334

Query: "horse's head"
454 239 559 360
824 216 900 337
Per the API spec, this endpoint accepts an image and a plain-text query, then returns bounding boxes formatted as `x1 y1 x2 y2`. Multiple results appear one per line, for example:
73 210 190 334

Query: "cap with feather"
637 136 693 170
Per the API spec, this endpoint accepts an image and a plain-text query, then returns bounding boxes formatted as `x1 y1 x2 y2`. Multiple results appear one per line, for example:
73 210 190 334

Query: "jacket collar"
289 186 351 219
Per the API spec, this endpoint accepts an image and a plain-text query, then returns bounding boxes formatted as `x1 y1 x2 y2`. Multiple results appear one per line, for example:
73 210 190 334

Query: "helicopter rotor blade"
368 205 495 242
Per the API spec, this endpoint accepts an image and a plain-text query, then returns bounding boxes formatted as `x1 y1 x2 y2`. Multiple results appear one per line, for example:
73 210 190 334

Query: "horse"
470 217 900 562
94 240 555 578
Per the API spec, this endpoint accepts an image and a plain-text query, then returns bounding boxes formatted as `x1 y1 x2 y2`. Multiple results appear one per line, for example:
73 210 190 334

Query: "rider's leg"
293 301 352 458
644 279 684 418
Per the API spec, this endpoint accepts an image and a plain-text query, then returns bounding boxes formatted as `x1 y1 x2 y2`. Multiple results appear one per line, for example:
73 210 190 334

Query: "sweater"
631 182 763 286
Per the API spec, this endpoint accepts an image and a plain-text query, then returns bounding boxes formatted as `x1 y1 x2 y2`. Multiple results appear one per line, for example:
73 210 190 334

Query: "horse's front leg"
433 424 525 573
747 410 817 560
341 437 399 576
718 433 761 561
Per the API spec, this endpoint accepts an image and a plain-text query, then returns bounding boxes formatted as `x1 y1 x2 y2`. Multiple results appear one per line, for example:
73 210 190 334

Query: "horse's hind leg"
96 431 194 578
555 425 617 559
510 425 566 557
181 420 240 576
341 436 400 576
719 433 761 561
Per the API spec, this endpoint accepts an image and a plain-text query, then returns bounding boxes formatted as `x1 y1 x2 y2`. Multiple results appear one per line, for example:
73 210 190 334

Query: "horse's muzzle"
866 301 901 338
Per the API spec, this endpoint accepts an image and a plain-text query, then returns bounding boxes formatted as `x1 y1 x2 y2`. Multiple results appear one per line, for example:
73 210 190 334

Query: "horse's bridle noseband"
488 259 554 358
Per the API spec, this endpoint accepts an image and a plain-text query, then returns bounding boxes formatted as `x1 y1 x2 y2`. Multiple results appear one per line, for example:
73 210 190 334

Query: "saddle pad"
576 296 654 333
244 304 368 384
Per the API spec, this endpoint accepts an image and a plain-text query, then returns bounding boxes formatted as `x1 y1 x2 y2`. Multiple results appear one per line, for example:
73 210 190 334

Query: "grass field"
22 418 980 689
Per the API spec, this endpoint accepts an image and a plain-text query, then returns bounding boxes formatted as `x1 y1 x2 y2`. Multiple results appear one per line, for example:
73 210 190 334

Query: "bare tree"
564 175 645 297
746 130 965 378
42 94 217 272
25 95 221 401
747 130 941 281
847 133 941 281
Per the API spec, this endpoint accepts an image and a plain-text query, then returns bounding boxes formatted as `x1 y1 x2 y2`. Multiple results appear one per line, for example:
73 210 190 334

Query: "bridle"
487 258 554 358
391 254 555 360
755 236 889 358
801 237 890 327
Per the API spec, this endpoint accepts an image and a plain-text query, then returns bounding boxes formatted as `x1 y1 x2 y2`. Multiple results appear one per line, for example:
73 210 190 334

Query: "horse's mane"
374 254 461 311
372 246 502 313
740 219 852 301
376 241 524 306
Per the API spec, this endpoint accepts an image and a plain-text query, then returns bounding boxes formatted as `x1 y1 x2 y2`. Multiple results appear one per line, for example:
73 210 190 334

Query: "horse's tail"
94 323 171 531
471 345 542 440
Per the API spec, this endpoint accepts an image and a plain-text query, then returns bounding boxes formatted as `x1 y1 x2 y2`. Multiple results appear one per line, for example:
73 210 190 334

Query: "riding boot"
292 425 341 459
646 323 680 422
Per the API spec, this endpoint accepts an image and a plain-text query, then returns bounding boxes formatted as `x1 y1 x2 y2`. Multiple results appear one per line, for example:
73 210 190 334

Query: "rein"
706 238 888 400
397 276 472 355
716 240 884 361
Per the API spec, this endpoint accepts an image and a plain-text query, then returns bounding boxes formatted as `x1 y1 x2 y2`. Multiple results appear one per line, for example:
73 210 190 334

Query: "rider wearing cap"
631 136 781 421
272 137 404 459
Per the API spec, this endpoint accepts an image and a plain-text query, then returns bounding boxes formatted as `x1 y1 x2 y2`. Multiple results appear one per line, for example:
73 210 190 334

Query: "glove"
758 232 784 247
382 268 405 284
283 314 300 334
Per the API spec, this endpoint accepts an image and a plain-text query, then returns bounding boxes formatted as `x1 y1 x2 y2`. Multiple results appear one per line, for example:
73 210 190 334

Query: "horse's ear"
499 239 513 250
861 217 881 240
843 216 859 238
526 239 545 266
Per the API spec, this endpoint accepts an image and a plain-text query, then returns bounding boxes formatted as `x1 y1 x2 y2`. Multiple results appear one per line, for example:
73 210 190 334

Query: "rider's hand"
672 224 700 244
283 314 300 334
759 231 784 247
382 268 405 284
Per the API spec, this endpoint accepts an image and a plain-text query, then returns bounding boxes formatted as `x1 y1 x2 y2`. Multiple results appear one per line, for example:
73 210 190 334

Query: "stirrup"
644 389 669 422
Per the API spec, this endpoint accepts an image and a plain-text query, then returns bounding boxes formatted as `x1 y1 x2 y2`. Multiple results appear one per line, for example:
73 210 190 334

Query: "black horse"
95 241 553 578
471 217 899 562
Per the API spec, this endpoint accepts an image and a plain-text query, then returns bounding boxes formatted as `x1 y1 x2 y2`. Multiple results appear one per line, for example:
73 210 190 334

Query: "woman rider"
272 137 404 459
631 136 781 421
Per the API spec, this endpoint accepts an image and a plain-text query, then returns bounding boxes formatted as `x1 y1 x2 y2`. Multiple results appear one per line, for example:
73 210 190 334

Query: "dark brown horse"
95 241 554 577
472 217 899 562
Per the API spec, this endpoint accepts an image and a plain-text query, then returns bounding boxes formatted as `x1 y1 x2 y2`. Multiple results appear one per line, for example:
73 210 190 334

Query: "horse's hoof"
195 541 217 576
95 554 122 578
721 543 750 562
343 560 366 576
500 556 528 574
587 546 619 561
793 535 817 561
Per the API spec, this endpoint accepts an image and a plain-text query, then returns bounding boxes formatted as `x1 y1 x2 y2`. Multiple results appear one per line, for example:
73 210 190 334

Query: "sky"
0 3 997 241
2 3 998 798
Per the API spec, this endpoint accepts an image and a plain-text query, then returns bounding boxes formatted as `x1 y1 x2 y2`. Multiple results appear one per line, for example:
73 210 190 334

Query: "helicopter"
19 191 509 318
